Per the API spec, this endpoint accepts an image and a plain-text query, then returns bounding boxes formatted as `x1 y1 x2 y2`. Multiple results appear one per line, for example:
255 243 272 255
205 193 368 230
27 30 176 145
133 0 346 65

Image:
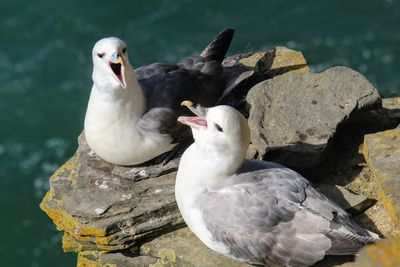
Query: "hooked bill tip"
181 100 194 108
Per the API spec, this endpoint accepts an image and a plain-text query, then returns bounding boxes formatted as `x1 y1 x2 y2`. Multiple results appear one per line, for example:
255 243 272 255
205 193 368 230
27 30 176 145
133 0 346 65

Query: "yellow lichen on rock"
355 238 400 267
148 249 177 267
141 228 251 266
77 251 115 267
269 46 310 74
158 249 176 266
40 156 108 239
382 96 400 109
77 251 101 267
63 232 82 252
239 52 267 68
77 251 120 267
239 47 310 76
363 128 400 229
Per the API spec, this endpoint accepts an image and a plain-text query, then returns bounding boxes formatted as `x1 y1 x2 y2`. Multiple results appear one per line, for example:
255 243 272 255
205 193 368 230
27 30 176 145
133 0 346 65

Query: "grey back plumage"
135 29 237 143
194 160 378 266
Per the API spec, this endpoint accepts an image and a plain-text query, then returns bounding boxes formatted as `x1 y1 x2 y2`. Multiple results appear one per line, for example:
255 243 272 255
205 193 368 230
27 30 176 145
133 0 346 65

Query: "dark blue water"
1 0 399 266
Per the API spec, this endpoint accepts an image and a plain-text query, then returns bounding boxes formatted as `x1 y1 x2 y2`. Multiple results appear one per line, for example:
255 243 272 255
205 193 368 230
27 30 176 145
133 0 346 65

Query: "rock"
75 228 251 267
379 97 400 127
235 46 310 76
355 238 400 267
73 228 250 267
40 134 184 252
316 184 375 216
77 251 158 267
357 201 400 238
247 66 381 168
350 97 400 131
140 228 250 267
62 232 99 253
245 142 258 159
363 128 400 227
382 96 400 110
220 47 310 115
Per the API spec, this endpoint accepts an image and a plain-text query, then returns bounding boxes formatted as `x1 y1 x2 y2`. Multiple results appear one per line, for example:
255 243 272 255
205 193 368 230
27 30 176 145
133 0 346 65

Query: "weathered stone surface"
351 97 400 131
63 232 99 253
140 227 250 267
383 96 400 110
77 250 157 267
245 142 258 159
380 97 400 127
357 201 400 238
316 184 375 216
220 47 310 115
363 128 400 227
74 228 250 267
355 238 400 267
40 134 184 252
247 66 381 168
236 46 310 76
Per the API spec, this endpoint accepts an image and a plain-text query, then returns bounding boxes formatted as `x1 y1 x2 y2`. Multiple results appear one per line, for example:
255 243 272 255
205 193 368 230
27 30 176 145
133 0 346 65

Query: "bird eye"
97 52 105 58
215 123 223 132
122 48 127 54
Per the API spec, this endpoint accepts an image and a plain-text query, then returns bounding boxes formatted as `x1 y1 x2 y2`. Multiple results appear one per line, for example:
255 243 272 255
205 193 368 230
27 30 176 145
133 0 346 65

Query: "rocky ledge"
41 47 400 266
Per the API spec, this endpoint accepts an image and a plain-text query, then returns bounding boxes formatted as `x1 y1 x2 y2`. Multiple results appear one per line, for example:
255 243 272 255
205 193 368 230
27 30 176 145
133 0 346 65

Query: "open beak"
178 100 208 129
109 52 126 88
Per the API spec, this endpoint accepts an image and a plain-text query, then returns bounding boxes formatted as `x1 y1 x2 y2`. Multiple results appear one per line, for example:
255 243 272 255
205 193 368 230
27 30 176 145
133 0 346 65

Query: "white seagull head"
178 101 250 163
92 37 132 92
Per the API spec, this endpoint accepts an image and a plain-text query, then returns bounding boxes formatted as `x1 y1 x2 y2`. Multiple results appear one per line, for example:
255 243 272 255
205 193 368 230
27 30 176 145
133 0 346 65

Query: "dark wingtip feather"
201 28 235 62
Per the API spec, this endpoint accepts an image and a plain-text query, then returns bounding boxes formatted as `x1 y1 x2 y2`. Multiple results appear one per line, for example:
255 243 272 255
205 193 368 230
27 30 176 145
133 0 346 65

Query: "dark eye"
122 48 127 54
215 123 223 132
97 52 105 58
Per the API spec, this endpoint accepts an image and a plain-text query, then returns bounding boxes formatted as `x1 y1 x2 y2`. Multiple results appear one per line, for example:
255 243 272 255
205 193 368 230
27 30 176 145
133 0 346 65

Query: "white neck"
86 66 146 135
176 142 244 201
84 66 174 165
174 142 244 257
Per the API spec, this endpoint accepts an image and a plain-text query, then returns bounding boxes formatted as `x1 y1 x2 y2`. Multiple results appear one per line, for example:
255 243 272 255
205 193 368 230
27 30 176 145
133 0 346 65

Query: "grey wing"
136 59 225 144
195 166 377 266
136 28 236 110
303 186 379 255
138 58 225 110
241 160 378 244
195 169 331 266
136 64 189 143
136 62 181 108
139 107 191 144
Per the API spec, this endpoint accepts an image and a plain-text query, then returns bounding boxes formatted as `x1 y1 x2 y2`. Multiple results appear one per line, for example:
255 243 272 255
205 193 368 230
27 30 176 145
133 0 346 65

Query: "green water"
1 0 399 266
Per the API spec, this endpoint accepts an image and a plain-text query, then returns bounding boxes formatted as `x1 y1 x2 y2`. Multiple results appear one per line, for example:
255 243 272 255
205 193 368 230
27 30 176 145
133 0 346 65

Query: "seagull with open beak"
175 101 379 266
84 29 250 166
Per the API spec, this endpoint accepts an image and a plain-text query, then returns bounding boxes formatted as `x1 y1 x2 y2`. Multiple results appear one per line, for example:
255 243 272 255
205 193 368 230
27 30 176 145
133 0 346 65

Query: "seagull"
175 102 379 267
84 29 251 166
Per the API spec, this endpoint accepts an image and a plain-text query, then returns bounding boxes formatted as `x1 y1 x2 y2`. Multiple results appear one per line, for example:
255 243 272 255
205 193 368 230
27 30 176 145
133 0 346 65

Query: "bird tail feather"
201 28 234 62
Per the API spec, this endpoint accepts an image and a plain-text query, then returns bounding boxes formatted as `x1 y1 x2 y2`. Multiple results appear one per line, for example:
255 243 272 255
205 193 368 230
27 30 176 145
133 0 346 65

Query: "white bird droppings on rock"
138 170 148 177
121 194 132 200
98 181 109 190
94 208 105 215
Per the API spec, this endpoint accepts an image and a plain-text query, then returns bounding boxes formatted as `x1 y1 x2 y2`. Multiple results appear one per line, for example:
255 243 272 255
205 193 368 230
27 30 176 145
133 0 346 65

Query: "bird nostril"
111 52 121 63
